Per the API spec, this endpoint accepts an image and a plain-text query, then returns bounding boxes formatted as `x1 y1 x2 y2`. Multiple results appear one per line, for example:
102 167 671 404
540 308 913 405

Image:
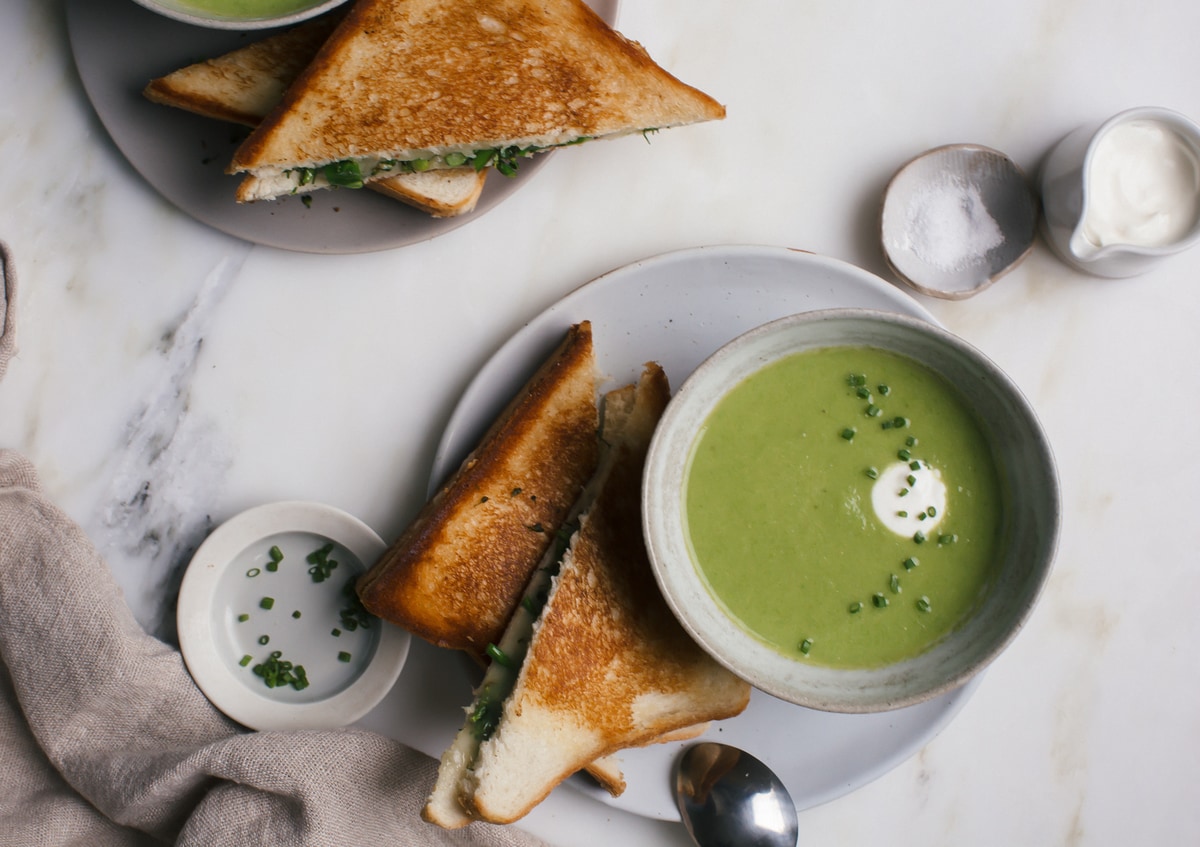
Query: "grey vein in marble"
92 255 243 644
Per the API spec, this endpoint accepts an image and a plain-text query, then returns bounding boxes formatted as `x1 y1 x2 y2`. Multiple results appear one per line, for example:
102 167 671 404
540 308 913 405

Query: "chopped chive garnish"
237 613 249 623
799 638 813 655
258 635 270 645
919 511 927 521
269 545 283 562
893 416 908 428
866 404 882 417
331 628 341 637
856 386 871 399
903 556 919 570
938 533 958 545
265 561 278 572
907 474 917 486
239 654 252 667
899 488 909 497
849 601 863 614
841 427 857 441
910 461 922 471
916 596 933 613
338 651 352 663
292 610 301 619
914 530 927 544
251 651 309 690
881 419 894 430
849 373 867 386
485 642 514 668
898 449 912 461
306 543 338 583
906 436 918 447
246 567 261 578
865 466 879 479
872 592 889 608
897 510 908 518
890 574 902 593
259 597 275 610
877 384 891 395
927 506 938 517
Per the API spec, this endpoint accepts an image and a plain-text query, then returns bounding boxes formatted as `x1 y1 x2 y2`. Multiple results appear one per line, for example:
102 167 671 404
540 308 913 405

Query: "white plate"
64 0 619 254
178 501 410 730
429 245 982 820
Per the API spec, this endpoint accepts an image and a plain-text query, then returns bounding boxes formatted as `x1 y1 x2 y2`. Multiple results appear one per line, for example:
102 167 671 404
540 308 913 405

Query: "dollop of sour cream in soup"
870 460 947 537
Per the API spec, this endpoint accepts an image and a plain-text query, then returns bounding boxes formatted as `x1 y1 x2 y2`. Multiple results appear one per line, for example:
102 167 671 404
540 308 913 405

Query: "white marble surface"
3 0 1200 844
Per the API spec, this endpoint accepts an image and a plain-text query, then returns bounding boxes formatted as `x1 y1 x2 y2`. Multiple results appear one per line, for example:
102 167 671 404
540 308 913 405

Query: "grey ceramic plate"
427 245 983 820
65 0 619 253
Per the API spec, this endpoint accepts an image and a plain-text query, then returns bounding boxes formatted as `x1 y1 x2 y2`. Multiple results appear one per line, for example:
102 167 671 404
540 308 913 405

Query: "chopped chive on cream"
910 461 922 471
907 474 917 486
897 510 908 518
927 506 938 517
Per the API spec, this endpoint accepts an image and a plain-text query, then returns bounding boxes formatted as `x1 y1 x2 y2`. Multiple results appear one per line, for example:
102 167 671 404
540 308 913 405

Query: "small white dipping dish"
178 501 409 730
130 0 348 30
642 309 1059 713
881 144 1038 299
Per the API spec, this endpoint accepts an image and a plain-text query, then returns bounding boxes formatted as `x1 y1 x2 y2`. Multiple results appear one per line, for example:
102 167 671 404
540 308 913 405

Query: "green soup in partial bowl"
131 0 348 29
643 309 1059 713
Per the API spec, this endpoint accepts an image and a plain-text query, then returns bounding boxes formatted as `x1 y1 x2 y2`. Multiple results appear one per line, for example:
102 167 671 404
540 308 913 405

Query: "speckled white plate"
428 245 983 820
65 0 619 253
177 501 410 730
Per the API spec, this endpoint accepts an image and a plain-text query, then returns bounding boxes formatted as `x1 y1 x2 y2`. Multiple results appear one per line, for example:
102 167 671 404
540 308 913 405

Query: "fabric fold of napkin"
0 450 548 847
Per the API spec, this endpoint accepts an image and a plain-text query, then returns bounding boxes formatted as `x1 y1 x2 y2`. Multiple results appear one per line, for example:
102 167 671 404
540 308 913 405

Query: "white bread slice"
228 0 725 201
142 16 486 217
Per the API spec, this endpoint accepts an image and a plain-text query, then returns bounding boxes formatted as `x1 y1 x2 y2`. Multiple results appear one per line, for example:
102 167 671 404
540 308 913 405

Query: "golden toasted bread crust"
466 363 751 824
143 16 339 126
357 323 598 653
142 14 487 216
229 0 725 173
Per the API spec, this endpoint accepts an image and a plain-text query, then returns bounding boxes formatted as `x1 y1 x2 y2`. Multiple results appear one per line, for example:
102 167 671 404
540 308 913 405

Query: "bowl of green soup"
643 309 1059 713
130 0 348 29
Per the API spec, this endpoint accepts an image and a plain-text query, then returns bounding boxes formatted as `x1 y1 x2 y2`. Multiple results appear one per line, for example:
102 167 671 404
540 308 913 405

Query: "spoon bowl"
674 742 798 847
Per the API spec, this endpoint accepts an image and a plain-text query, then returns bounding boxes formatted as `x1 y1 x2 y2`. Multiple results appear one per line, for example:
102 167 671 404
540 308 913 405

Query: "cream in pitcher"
1040 107 1200 277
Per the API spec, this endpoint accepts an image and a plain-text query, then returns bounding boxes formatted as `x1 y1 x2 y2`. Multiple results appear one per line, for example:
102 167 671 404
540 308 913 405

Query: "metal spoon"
673 742 798 847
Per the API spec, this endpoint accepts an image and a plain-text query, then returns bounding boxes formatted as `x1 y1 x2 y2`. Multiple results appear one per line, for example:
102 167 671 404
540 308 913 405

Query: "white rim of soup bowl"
642 308 1060 713
130 0 349 30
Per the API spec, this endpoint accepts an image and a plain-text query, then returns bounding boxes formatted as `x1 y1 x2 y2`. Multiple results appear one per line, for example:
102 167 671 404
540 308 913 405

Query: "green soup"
684 346 1003 669
176 0 320 17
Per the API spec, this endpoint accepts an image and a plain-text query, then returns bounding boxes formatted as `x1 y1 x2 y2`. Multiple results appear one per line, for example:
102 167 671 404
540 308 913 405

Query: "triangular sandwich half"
423 362 752 827
357 322 599 656
227 0 726 202
142 15 486 217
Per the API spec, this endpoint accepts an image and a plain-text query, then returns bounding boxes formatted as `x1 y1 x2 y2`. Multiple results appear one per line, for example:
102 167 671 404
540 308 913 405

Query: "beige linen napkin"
0 458 551 844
